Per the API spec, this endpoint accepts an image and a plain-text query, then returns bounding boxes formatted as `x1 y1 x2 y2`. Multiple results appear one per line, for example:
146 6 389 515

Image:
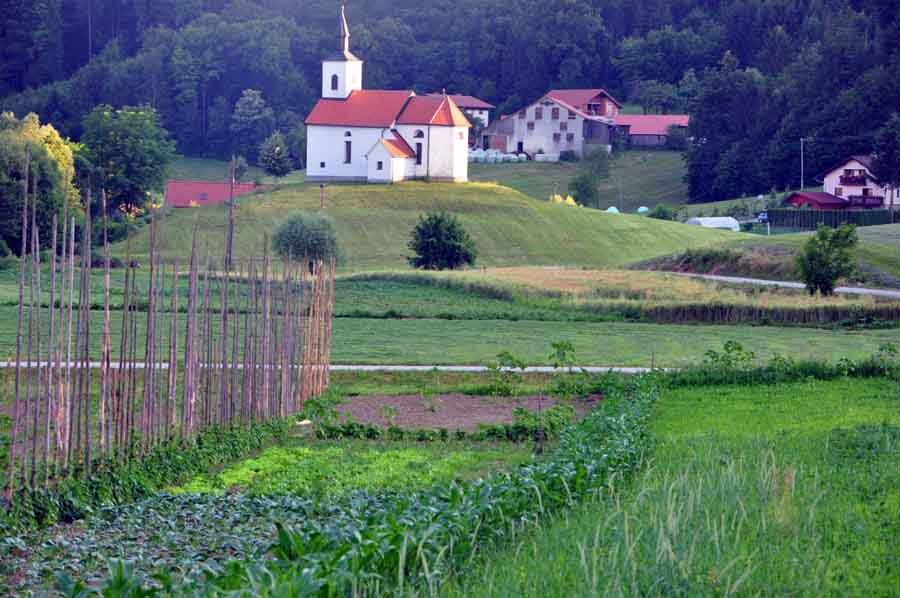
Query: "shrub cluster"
82 376 657 595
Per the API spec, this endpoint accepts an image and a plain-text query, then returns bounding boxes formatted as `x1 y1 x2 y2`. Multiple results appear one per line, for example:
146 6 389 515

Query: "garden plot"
334 393 600 431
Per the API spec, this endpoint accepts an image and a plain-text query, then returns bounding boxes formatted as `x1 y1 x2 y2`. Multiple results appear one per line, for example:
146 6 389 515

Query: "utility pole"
800 137 806 190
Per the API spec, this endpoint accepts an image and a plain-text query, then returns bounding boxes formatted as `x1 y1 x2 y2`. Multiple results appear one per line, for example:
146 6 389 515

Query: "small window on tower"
331 74 339 91
377 161 384 171
320 162 326 168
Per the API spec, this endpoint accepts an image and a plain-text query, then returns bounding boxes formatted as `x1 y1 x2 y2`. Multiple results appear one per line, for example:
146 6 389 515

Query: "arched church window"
414 130 425 139
331 74 339 90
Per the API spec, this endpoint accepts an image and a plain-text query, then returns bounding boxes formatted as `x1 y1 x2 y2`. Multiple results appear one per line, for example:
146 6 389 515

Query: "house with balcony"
784 155 899 210
481 89 619 158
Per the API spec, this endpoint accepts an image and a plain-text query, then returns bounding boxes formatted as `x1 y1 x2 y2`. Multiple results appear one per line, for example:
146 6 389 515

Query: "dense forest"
1 0 899 203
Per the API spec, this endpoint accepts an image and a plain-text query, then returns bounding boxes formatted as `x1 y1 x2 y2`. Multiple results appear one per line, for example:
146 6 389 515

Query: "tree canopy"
81 104 175 214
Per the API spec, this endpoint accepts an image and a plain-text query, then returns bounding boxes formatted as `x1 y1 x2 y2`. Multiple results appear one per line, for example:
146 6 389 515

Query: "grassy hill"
167 156 307 185
470 150 687 210
124 180 734 270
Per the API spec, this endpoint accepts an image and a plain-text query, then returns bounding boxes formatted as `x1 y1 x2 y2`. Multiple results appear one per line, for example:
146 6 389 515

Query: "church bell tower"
322 5 364 99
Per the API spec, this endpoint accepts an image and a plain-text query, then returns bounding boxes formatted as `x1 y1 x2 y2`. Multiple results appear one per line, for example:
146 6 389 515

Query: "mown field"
470 150 688 210
117 179 734 270
446 376 900 596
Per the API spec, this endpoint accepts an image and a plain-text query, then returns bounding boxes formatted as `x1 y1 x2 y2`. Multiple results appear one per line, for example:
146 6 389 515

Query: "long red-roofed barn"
305 7 470 184
165 180 265 208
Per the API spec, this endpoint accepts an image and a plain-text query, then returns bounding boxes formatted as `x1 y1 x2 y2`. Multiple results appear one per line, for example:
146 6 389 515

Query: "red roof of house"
305 90 413 127
546 89 622 110
428 93 495 110
165 180 264 208
784 191 847 208
397 95 471 127
613 114 689 136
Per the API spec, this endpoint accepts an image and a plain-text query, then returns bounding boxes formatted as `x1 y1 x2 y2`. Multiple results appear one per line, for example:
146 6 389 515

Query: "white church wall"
306 125 381 182
321 60 363 99
395 125 430 179
365 143 392 183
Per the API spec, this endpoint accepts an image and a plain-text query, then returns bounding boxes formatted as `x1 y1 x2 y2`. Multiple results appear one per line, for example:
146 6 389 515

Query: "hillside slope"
119 182 736 270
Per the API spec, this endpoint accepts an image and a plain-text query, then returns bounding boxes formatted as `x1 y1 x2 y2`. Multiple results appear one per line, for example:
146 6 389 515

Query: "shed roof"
613 114 689 136
165 180 264 208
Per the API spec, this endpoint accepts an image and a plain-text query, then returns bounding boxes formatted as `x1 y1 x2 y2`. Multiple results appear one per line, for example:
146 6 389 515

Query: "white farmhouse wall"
508 100 585 157
321 60 363 99
464 109 489 127
822 158 897 207
306 125 382 182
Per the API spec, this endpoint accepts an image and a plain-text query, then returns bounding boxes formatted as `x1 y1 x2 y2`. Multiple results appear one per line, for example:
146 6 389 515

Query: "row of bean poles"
3 150 335 505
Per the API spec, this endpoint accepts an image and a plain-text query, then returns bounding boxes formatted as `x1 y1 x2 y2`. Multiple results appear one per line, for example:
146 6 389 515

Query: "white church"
305 7 470 184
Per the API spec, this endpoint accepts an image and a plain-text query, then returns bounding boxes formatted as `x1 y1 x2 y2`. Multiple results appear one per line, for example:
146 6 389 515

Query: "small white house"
305 7 470 184
482 89 619 158
685 217 741 232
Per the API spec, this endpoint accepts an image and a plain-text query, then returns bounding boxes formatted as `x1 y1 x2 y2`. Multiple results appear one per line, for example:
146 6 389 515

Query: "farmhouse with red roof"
427 93 495 127
481 89 620 158
305 7 470 184
782 154 899 210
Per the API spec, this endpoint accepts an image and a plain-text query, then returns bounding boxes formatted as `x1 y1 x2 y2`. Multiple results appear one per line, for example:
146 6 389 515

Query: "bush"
665 125 688 150
797 224 858 295
272 211 340 263
559 150 579 162
407 211 476 270
647 204 676 220
90 255 126 269
258 131 293 179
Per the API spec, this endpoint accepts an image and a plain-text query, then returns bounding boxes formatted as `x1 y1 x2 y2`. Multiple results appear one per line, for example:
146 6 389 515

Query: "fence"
767 208 894 229
3 152 334 506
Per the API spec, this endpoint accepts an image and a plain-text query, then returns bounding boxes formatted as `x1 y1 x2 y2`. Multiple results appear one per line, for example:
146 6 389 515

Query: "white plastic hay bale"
605 206 620 214
517 154 528 162
637 206 650 214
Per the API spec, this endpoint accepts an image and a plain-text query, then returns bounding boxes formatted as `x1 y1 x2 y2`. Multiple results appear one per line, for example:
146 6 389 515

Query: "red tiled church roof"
306 90 413 127
306 91 470 128
398 95 471 126
379 131 416 158
613 114 689 136
165 180 264 208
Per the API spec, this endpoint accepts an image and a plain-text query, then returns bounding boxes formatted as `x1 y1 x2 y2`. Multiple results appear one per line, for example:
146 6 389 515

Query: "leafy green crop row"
59 376 657 596
0 420 289 536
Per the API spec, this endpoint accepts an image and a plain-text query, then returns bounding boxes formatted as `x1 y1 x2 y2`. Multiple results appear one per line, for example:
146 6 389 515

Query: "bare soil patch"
336 393 601 431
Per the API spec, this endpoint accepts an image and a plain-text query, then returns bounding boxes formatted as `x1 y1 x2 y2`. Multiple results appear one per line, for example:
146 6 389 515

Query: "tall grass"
445 428 900 597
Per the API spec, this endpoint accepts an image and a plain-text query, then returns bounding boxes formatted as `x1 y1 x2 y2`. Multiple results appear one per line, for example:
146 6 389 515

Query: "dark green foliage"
81 105 175 214
272 211 340 263
558 150 578 162
230 90 276 163
797 224 859 295
258 131 293 179
664 124 688 150
872 113 900 192
407 211 476 270
647 204 676 220
568 150 610 208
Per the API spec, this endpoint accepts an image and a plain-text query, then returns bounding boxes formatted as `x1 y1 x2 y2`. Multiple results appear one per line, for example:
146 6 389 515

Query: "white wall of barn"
508 100 585 157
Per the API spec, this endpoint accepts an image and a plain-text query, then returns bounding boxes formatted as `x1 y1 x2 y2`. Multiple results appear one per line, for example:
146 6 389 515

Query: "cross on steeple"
340 4 350 54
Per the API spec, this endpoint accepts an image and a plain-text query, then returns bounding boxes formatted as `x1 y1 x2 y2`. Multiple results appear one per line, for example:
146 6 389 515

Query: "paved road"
673 272 900 300
0 362 659 373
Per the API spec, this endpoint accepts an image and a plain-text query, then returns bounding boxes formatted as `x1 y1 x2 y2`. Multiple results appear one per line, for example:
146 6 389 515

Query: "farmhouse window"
320 162 326 168
568 111 576 120
535 107 543 120
551 107 560 120
553 133 561 142
527 122 535 131
416 143 423 165
377 161 383 171
835 187 843 196
560 122 568 132
518 110 526 119
331 74 339 90
344 141 352 164
862 188 870 196
566 133 575 142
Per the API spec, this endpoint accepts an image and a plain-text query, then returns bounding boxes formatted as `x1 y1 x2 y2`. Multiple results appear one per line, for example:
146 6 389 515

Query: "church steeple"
322 4 363 99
